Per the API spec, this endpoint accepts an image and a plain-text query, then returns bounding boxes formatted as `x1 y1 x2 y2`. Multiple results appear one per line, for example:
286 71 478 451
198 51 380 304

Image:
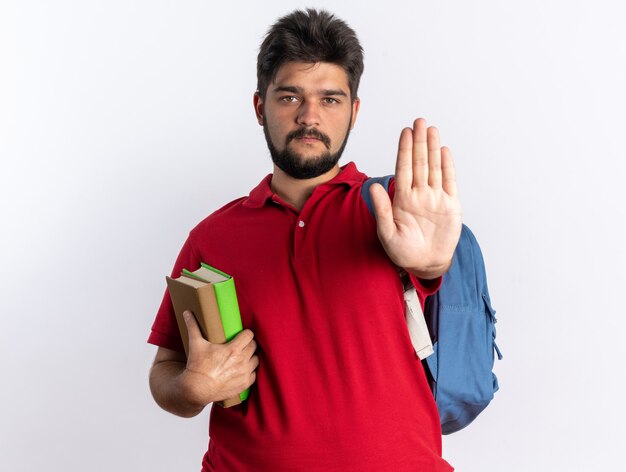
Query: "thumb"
369 183 395 242
183 310 206 345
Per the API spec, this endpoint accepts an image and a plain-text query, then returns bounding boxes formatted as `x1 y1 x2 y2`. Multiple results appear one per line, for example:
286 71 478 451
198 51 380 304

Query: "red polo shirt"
149 162 453 471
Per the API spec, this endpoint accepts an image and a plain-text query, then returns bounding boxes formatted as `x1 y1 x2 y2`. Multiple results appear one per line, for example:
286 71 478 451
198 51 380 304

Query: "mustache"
286 128 331 149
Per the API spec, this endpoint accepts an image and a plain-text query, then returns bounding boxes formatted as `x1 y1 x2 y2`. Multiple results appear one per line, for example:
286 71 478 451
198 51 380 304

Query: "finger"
427 126 442 188
183 310 206 344
250 355 260 372
369 182 395 242
242 339 258 360
441 146 458 197
412 118 429 188
394 127 413 192
246 371 257 388
227 329 255 352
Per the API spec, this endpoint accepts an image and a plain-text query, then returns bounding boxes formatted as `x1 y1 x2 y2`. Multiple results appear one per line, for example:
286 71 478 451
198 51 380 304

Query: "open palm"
370 118 463 279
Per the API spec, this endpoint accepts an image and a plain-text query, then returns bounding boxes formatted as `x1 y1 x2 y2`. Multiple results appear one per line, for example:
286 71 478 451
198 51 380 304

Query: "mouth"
287 128 331 149
296 136 321 144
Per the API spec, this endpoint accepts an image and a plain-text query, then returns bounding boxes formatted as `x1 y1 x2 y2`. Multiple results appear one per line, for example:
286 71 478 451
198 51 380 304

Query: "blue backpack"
361 176 502 434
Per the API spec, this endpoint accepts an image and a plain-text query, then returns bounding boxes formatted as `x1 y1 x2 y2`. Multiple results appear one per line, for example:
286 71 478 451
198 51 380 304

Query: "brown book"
166 265 246 408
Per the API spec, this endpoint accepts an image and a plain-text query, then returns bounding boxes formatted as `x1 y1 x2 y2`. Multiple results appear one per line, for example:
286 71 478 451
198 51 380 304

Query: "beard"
263 115 352 180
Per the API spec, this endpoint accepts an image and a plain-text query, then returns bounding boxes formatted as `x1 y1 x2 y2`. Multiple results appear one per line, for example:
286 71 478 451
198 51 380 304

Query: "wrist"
405 258 452 280
179 369 214 413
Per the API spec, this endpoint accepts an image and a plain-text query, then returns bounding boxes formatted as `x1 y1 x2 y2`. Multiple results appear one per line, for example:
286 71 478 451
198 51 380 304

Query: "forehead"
270 62 350 94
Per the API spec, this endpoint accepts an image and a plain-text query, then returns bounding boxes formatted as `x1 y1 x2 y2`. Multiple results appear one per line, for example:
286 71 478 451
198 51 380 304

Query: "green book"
166 263 249 407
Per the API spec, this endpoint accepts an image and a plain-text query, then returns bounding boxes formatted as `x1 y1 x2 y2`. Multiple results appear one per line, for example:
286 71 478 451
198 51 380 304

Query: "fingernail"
183 310 191 320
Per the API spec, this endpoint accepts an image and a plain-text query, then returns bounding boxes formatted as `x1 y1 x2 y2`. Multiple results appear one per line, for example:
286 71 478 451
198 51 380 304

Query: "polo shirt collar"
243 161 366 209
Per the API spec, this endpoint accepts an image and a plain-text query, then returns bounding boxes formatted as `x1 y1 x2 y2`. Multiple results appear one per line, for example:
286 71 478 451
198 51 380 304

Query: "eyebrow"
273 85 348 97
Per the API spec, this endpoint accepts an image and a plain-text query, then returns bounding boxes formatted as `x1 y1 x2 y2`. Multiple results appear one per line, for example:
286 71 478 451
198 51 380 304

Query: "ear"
253 92 264 126
350 97 361 130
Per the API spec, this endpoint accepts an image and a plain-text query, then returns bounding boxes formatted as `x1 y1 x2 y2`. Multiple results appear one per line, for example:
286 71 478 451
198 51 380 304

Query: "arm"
149 311 259 418
370 118 462 280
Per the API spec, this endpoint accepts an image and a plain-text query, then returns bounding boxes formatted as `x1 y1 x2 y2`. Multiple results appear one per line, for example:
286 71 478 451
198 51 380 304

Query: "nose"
296 100 320 127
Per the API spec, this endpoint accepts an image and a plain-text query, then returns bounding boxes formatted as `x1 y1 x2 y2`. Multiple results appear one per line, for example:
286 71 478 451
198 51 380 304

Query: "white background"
1 1 625 470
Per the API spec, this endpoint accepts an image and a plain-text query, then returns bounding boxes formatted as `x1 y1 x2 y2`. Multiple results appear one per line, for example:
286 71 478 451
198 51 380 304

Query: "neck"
270 165 341 211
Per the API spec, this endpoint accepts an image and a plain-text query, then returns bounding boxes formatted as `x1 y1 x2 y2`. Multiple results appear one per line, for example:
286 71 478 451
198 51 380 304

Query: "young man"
148 9 462 471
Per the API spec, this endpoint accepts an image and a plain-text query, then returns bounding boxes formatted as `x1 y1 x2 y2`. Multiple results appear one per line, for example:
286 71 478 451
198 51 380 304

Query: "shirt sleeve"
408 273 442 309
147 234 202 353
388 178 442 309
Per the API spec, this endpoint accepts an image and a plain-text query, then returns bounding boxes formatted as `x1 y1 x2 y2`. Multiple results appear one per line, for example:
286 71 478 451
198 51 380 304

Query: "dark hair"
256 9 364 100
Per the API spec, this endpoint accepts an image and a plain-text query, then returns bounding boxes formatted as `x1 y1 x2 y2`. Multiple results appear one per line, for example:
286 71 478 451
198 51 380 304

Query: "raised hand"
369 118 462 279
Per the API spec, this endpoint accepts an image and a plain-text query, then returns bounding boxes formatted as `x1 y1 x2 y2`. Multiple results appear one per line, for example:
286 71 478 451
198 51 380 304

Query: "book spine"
213 278 249 402
213 278 243 341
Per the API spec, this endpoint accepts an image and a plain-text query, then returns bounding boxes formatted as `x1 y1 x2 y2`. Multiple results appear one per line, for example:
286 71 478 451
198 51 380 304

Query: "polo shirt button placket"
294 218 310 260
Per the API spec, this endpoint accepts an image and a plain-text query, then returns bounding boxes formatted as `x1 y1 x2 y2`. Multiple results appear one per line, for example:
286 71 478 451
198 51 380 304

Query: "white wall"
1 1 624 470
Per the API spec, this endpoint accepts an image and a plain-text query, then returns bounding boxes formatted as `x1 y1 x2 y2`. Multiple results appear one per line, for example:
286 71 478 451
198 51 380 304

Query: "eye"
322 97 339 104
280 96 299 103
